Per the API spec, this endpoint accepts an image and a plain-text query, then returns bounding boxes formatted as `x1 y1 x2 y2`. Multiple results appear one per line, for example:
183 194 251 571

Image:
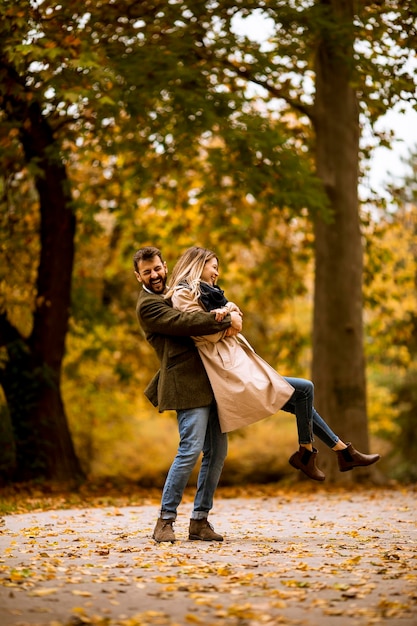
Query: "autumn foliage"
0 1 416 485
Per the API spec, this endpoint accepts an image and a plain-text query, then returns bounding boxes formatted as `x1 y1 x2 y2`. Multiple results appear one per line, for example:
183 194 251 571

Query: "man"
133 246 242 543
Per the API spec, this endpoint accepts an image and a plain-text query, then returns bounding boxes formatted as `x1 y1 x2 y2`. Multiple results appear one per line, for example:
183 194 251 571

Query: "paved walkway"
0 487 416 625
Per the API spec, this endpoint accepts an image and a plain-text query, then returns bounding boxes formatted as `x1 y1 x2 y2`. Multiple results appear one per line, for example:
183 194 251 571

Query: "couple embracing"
133 246 380 543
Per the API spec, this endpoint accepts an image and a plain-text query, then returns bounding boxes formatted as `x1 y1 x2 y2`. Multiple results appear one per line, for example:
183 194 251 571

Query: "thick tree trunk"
312 0 372 480
1 330 82 484
0 74 84 483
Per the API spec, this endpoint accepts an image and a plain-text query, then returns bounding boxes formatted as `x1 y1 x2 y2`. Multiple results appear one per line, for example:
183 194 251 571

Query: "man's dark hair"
133 247 164 272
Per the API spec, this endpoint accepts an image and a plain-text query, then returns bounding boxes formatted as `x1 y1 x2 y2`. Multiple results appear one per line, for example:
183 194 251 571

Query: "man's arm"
137 293 233 337
172 288 242 341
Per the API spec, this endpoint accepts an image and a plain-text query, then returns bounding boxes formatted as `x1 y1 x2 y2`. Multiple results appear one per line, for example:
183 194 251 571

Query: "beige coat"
172 288 294 433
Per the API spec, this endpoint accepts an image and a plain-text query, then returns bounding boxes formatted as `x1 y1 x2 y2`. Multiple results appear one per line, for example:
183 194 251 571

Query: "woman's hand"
226 302 243 316
211 307 242 335
211 307 229 322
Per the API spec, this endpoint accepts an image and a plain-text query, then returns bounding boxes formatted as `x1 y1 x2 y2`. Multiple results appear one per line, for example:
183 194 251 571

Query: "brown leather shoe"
337 443 380 472
189 518 223 541
289 446 325 481
152 517 175 543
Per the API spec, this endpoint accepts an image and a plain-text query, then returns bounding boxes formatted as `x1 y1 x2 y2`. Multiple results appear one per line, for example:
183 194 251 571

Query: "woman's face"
201 256 219 286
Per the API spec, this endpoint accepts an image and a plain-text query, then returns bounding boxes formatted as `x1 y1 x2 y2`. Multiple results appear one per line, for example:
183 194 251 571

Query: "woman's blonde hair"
166 246 218 300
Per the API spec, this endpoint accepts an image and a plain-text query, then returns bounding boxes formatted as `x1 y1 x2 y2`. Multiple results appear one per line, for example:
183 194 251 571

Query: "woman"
166 246 380 482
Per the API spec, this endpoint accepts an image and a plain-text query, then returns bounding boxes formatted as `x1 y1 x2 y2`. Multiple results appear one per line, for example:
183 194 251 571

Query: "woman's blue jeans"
281 377 339 448
160 402 228 520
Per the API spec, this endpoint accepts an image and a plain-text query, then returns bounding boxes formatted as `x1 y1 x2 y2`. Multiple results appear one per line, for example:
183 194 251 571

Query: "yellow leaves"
224 603 257 619
271 599 287 609
106 508 124 517
29 587 59 596
323 607 344 616
269 588 303 599
0 487 416 626
281 579 310 588
22 525 42 537
332 582 351 591
382 550 401 561
405 573 417 582
71 589 93 597
340 587 361 598
154 575 177 584
295 561 309 571
185 614 203 623
71 606 89 618
192 595 219 607
9 568 33 582
378 598 412 618
123 612 169 626
342 555 362 566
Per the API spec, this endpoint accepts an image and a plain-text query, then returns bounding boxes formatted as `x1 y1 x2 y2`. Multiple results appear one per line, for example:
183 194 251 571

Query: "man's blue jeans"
160 402 227 520
282 377 339 448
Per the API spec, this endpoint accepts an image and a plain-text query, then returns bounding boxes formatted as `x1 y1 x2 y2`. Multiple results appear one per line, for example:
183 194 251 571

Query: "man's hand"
212 303 243 322
211 307 229 322
211 308 242 335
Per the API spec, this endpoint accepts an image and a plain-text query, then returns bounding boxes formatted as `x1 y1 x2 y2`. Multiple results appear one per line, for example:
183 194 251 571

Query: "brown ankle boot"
152 517 175 543
189 518 223 541
289 446 325 481
337 443 380 472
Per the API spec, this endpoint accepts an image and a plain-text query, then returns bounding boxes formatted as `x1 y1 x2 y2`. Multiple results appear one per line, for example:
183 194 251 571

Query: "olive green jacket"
136 287 231 411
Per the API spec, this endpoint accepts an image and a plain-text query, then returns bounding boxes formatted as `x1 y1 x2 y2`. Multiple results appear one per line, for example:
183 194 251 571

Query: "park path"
0 486 416 626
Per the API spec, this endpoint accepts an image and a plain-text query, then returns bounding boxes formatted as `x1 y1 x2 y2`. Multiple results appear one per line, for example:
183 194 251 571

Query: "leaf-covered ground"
0 485 416 626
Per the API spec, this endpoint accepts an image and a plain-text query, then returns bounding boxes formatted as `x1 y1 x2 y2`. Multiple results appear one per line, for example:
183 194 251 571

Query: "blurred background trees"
0 0 416 485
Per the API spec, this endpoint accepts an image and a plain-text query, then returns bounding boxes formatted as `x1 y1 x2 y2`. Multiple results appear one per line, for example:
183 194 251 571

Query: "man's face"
135 255 168 294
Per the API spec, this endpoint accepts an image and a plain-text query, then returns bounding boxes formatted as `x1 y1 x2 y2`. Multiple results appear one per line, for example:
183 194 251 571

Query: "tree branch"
223 58 315 122
192 40 315 123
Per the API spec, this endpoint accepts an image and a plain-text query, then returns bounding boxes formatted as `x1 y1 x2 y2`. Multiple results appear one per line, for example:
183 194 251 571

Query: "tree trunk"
312 0 372 480
0 72 84 483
